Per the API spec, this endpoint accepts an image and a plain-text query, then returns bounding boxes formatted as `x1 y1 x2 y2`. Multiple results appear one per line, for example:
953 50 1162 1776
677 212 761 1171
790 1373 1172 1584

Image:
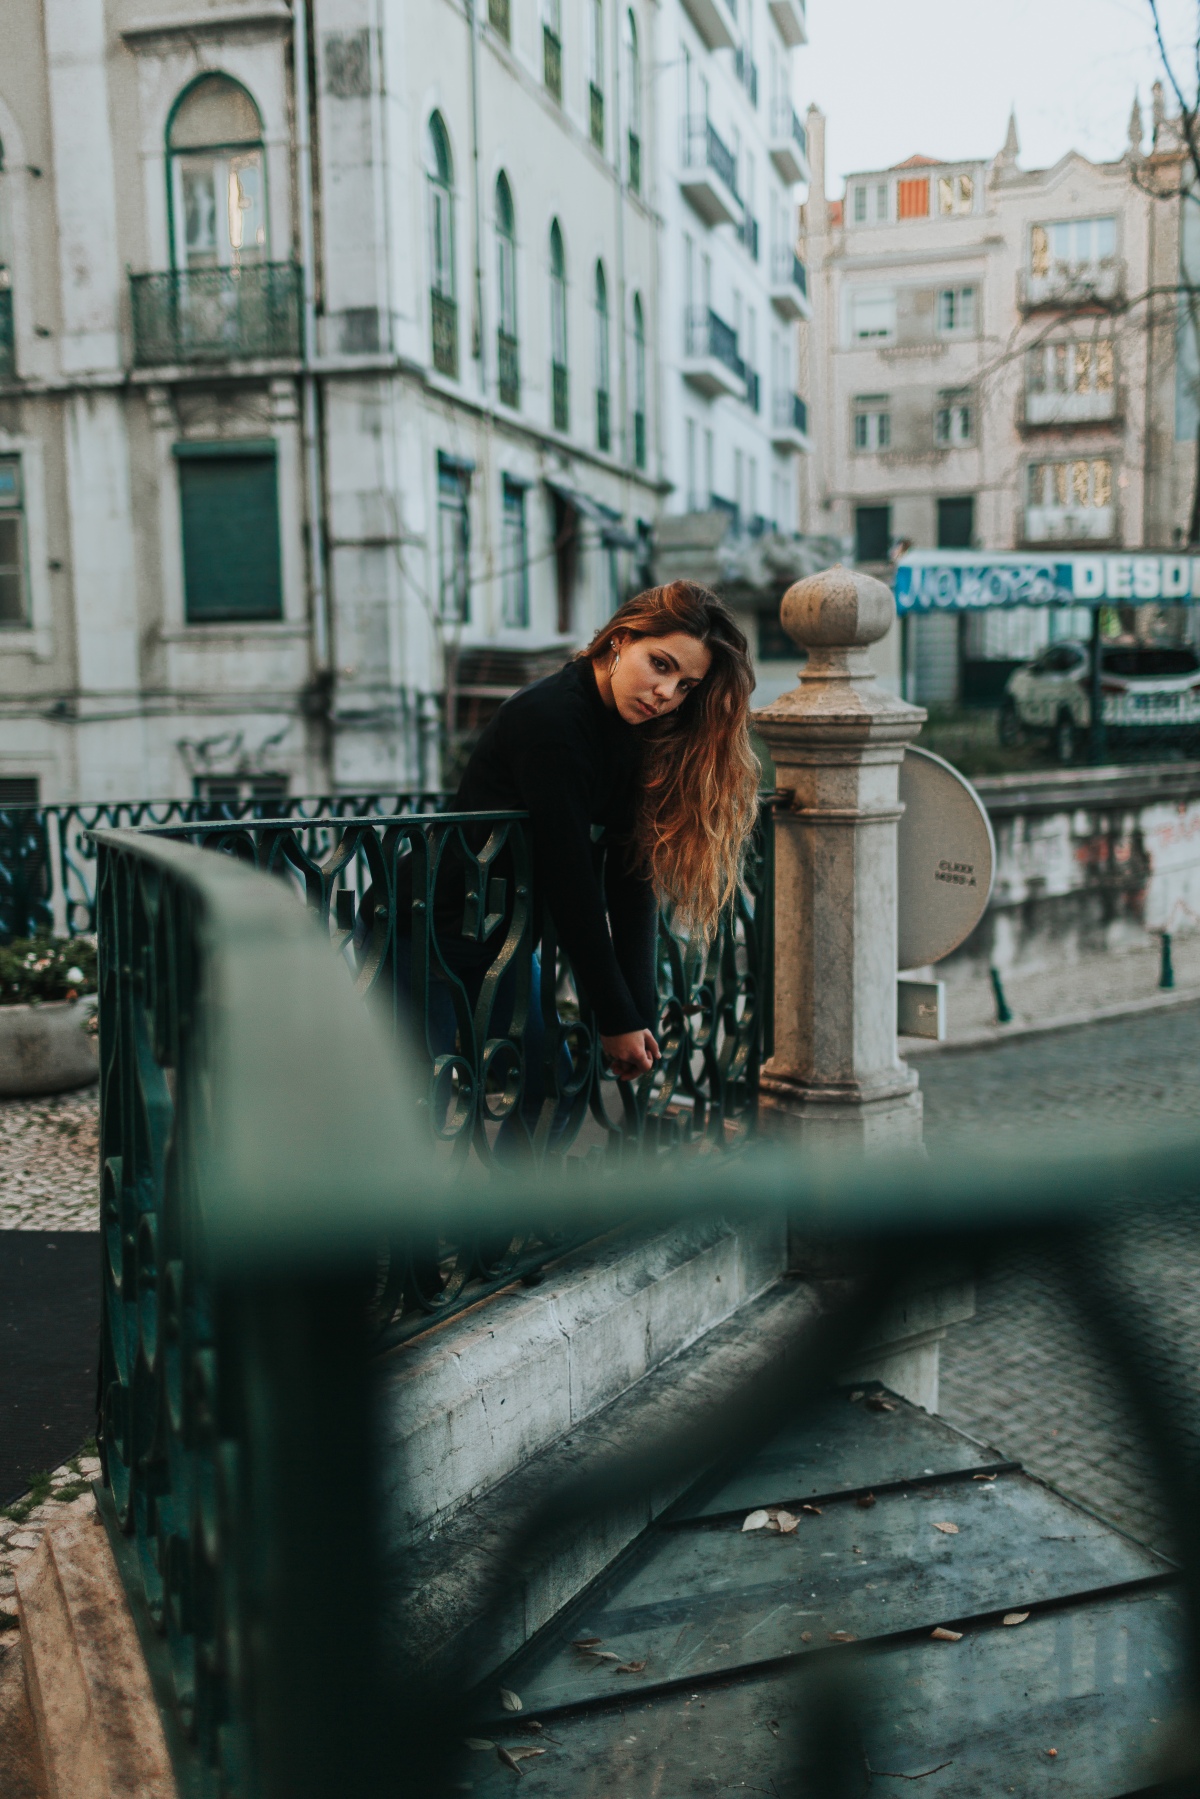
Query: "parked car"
999 640 1200 762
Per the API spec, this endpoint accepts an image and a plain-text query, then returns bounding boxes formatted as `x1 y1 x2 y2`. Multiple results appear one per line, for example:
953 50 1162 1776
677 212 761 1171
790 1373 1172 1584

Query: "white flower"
65 967 84 984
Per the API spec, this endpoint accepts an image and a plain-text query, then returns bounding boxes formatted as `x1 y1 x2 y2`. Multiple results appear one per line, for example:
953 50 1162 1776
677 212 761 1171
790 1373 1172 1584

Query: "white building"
0 0 665 804
798 102 1190 704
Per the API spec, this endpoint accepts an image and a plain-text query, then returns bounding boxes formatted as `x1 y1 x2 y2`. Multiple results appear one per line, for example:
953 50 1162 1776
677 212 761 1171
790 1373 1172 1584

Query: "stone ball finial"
779 564 894 651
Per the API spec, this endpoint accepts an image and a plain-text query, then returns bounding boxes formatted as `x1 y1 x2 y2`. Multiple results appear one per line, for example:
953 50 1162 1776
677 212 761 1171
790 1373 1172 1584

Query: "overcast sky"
802 0 1200 192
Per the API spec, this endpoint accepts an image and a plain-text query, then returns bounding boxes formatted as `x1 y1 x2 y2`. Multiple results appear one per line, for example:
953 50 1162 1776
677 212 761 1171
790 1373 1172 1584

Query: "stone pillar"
754 564 926 1148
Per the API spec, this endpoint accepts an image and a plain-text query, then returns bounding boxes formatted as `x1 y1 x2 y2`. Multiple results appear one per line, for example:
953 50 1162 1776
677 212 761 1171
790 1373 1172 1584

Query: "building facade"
798 102 1190 705
0 0 670 804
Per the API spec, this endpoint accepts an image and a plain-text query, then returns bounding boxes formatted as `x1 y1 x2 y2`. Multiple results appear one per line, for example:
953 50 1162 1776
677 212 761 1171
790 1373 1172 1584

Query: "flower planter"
0 997 98 1097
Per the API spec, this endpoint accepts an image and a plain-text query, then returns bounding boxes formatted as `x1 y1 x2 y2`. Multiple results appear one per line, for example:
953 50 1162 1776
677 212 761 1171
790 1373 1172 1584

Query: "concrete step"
386 1275 823 1685
378 1214 787 1548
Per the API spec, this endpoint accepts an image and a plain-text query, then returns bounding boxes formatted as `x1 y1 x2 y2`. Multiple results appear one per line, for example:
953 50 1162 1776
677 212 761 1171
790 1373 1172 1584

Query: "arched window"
588 0 604 150
426 113 458 377
549 220 568 432
0 137 12 381
495 172 519 407
632 292 646 469
624 11 642 194
167 75 266 269
594 261 610 452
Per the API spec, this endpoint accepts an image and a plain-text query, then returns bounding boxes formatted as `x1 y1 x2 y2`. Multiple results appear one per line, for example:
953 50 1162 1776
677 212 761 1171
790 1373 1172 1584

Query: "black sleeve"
508 740 647 1036
605 850 659 1031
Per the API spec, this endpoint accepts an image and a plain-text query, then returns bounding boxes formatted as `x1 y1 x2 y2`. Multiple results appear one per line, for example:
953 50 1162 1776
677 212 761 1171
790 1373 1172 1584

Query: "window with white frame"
936 172 974 215
935 388 973 445
500 477 529 628
0 458 27 625
936 286 976 333
853 184 867 224
438 453 472 621
168 74 266 270
850 287 896 341
1026 457 1114 541
853 395 891 451
875 182 889 221
1030 216 1117 276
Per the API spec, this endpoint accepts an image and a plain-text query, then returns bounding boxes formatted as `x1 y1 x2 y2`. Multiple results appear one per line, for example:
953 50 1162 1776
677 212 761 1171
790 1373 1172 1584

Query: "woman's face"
606 630 713 725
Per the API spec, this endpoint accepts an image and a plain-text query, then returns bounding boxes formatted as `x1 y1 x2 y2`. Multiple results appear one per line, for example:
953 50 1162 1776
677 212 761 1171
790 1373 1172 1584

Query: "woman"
449 579 759 1090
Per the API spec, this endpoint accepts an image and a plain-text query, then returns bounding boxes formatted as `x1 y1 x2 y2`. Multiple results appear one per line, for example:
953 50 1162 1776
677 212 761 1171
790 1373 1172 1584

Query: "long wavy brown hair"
579 580 759 939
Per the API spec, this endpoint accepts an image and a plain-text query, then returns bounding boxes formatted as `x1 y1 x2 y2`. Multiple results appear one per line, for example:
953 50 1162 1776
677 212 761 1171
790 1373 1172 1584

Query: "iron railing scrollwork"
137 803 775 1348
129 264 302 367
0 791 443 943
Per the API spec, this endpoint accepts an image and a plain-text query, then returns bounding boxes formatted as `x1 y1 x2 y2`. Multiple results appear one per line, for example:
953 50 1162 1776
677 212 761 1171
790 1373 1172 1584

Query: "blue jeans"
396 937 572 1151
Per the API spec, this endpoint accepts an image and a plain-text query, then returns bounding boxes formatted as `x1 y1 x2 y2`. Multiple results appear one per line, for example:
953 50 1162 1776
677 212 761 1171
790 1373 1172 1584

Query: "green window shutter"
177 448 283 622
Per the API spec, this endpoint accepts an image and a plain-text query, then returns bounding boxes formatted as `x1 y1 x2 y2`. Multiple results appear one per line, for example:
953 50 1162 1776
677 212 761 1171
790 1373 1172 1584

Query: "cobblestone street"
927 1003 1200 1556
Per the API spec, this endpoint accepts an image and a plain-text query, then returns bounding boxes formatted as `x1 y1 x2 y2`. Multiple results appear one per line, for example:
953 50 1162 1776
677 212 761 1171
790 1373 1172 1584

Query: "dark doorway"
855 504 891 563
937 495 975 549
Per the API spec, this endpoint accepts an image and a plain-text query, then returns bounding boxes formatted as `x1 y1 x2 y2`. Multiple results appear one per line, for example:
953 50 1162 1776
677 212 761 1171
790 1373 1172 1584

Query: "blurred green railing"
129 264 302 366
92 824 1200 1799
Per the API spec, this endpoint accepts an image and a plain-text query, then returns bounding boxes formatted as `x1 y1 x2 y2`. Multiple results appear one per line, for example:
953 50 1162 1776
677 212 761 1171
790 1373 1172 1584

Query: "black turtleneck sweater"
452 658 658 1036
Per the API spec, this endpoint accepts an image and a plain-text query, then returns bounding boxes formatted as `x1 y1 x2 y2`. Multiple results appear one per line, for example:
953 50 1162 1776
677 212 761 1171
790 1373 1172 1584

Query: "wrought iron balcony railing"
543 25 562 100
129 263 302 367
497 328 520 408
0 286 13 381
773 389 809 435
629 129 642 195
552 358 569 431
431 288 459 377
0 791 444 942
737 213 760 260
590 81 605 150
685 306 746 383
488 0 510 38
746 369 761 413
634 407 646 469
596 385 611 452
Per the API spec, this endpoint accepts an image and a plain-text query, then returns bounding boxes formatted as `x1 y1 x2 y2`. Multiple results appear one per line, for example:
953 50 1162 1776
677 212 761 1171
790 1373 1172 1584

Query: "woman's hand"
601 1028 661 1081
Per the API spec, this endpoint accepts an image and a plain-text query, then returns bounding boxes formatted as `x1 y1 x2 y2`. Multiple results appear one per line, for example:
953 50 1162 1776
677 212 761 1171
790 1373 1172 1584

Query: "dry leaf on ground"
497 1746 523 1775
856 1494 877 1509
801 1504 823 1515
866 1396 898 1413
571 1637 602 1649
776 1510 799 1533
742 1509 770 1532
465 1738 495 1751
800 1630 813 1643
930 1627 963 1642
507 1748 546 1763
972 1473 997 1482
1002 1611 1030 1626
932 1521 959 1535
828 1630 856 1642
616 1660 647 1674
499 1688 523 1712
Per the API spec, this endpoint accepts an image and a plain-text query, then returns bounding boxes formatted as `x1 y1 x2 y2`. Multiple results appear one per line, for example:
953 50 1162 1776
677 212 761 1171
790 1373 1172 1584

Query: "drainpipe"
467 0 486 395
292 0 330 675
612 0 629 472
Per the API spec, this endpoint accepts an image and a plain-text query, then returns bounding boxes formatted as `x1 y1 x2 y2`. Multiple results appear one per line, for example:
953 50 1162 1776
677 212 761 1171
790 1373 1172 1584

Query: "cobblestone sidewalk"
0 1452 99 1625
0 1089 98 1231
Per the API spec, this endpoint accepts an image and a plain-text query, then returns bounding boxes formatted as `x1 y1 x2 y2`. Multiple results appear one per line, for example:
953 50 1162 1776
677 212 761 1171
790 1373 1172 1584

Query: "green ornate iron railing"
129 264 302 367
488 0 510 38
143 804 774 1213
595 385 610 452
589 81 604 150
543 25 562 101
628 129 642 195
93 819 1200 1799
552 359 569 431
0 285 14 382
0 792 443 943
497 328 519 408
431 289 458 378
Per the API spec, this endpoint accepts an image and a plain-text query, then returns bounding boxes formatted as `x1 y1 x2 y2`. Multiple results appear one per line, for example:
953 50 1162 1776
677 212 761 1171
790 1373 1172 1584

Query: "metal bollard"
990 966 1013 1025
1160 931 1175 991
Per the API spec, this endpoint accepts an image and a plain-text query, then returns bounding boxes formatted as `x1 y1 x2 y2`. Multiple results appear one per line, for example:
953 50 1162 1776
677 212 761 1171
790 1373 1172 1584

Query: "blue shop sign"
895 550 1200 612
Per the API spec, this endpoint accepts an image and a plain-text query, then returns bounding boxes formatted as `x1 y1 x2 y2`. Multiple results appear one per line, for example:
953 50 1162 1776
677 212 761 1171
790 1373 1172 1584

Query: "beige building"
0 0 664 804
797 100 1191 703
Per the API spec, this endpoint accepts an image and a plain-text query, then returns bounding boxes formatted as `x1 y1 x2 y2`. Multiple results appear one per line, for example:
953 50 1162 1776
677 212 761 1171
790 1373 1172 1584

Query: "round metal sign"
897 746 995 970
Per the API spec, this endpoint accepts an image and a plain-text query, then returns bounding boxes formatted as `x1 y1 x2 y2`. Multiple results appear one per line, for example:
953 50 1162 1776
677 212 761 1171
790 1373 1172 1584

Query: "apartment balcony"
1024 504 1115 544
769 0 808 45
0 287 13 382
679 0 736 51
679 117 741 228
737 213 760 261
431 290 459 378
682 306 745 399
129 263 302 367
769 245 811 321
771 390 811 453
487 0 510 38
497 329 520 409
590 82 604 151
734 45 758 106
746 369 761 414
1019 261 1125 313
1021 388 1119 431
543 25 562 102
552 360 569 432
768 101 810 185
